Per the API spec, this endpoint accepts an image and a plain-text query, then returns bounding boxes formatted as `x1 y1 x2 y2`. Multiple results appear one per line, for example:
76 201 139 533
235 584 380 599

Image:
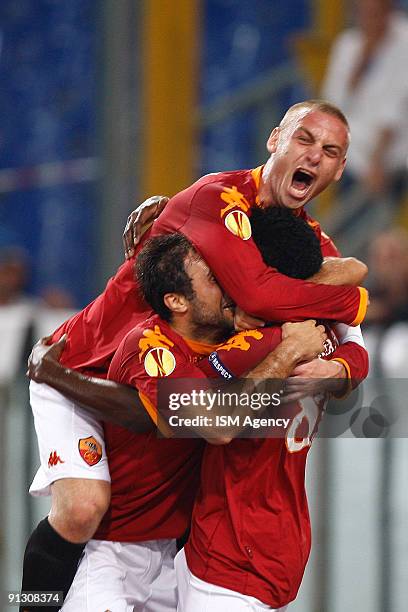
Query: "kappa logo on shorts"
78 436 102 466
48 451 65 468
224 210 252 240
138 325 176 377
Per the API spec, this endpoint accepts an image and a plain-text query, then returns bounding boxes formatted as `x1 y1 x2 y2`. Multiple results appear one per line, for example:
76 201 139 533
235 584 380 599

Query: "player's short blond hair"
281 99 350 132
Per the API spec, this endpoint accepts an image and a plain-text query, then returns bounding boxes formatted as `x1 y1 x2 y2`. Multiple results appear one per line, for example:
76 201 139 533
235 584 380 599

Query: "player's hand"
234 307 265 332
281 320 327 364
27 335 67 383
123 195 169 259
282 357 348 402
309 257 368 286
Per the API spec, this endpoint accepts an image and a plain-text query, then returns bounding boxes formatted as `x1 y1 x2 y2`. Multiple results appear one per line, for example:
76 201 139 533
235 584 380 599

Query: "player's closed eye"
297 136 311 144
324 147 339 158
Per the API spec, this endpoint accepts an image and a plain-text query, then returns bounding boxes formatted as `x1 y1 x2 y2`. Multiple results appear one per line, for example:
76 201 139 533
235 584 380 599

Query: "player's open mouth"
290 168 316 198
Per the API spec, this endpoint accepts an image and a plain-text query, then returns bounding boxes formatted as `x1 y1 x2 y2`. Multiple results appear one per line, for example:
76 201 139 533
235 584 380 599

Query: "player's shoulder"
217 327 281 353
186 168 257 198
109 315 189 382
300 208 320 229
120 314 180 357
201 326 282 379
300 209 331 242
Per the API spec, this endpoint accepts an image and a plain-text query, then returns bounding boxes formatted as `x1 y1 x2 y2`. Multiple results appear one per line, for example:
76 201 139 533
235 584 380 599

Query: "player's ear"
164 293 188 315
334 156 347 182
266 127 280 153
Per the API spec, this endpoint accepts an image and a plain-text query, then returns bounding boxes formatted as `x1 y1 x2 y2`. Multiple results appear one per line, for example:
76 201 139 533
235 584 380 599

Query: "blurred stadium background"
0 1 407 610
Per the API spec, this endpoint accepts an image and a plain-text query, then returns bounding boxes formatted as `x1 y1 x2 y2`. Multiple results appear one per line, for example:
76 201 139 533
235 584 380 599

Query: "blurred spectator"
34 286 77 340
0 244 76 383
0 246 30 306
322 0 408 204
366 227 408 325
0 245 33 384
40 286 75 310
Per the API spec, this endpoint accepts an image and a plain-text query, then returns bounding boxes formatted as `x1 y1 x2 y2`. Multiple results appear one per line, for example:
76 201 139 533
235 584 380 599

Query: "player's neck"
258 157 277 208
170 317 224 346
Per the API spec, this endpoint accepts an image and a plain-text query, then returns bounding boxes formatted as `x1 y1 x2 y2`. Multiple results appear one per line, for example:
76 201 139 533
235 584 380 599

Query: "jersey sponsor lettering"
78 436 102 466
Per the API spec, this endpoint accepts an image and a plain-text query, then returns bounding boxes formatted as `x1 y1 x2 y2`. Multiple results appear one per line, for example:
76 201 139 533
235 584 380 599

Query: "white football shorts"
29 380 110 496
175 548 288 612
62 538 177 612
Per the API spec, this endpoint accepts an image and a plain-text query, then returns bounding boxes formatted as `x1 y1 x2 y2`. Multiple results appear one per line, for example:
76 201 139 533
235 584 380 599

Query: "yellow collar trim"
251 166 264 206
184 337 221 356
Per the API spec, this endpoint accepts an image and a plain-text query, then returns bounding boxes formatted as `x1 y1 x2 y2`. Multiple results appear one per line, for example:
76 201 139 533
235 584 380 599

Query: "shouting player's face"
263 109 349 209
185 256 235 343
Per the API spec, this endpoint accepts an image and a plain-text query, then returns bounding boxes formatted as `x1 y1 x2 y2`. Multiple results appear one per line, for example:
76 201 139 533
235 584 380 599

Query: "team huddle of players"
21 101 369 612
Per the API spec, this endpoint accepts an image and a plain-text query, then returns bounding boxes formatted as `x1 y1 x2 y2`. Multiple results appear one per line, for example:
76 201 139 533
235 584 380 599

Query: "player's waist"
95 506 193 542
185 537 309 608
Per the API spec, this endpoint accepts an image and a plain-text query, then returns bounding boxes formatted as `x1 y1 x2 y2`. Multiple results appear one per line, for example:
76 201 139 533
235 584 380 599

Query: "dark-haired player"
61 224 327 611
22 100 368 610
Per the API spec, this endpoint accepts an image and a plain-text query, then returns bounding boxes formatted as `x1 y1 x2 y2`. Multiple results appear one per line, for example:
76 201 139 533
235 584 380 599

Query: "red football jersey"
51 230 153 376
151 166 368 326
51 166 368 381
186 325 338 608
93 314 211 543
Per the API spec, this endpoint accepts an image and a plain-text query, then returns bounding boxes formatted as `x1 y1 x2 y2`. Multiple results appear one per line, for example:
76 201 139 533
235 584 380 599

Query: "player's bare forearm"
309 257 368 286
46 367 154 433
244 337 306 380
179 321 327 443
28 339 154 433
283 357 348 402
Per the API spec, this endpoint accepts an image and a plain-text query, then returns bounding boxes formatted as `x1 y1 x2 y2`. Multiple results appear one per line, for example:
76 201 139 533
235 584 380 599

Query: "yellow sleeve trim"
351 287 369 326
139 391 174 438
332 357 351 379
331 357 352 399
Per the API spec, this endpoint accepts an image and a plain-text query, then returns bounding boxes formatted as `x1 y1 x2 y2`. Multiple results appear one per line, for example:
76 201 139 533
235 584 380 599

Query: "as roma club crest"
224 210 252 240
78 436 102 466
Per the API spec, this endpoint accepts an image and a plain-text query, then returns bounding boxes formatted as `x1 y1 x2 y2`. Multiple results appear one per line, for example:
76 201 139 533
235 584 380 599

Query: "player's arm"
27 336 155 433
172 320 327 444
295 256 369 389
123 195 169 259
234 256 368 331
177 186 368 326
314 223 370 385
309 256 367 287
